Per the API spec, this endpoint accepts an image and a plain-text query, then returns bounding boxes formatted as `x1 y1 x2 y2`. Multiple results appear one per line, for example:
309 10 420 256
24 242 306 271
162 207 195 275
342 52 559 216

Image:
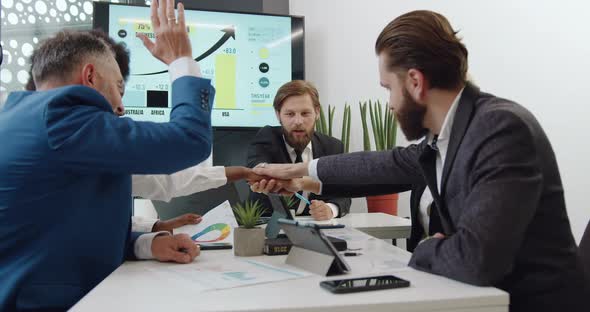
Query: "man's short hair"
375 10 468 90
26 30 130 91
30 30 115 87
89 30 130 81
273 80 321 112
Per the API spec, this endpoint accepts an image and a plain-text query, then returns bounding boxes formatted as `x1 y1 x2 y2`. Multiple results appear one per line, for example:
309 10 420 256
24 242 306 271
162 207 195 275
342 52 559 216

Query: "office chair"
151 182 241 220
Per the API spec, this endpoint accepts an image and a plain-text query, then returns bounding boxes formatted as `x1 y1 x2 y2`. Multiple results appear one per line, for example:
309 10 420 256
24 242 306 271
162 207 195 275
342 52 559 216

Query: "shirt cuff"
134 231 170 260
169 56 201 82
326 203 339 219
308 159 323 195
131 216 159 233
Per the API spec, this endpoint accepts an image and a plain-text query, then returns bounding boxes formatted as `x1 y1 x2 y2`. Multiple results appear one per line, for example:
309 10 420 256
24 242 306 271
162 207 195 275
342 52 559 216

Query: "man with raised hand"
0 0 212 310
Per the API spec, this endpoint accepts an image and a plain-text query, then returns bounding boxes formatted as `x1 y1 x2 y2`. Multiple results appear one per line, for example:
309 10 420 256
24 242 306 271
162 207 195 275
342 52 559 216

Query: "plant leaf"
360 101 371 151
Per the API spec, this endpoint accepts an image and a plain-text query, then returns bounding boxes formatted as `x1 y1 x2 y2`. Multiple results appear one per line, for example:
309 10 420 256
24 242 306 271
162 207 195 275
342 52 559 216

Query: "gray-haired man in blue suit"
0 0 212 310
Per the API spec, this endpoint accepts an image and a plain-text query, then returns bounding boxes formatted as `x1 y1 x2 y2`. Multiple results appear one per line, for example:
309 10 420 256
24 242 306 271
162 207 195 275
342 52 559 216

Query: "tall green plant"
340 103 351 153
315 104 335 136
360 100 397 151
316 104 350 153
359 101 371 151
233 200 265 229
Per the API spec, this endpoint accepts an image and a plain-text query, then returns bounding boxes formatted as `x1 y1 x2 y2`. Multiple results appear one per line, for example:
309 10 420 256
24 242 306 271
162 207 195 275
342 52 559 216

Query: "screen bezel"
93 2 305 131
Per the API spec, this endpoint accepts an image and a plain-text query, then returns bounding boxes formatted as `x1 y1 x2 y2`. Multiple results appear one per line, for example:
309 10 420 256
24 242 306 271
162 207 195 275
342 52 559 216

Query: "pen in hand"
294 192 310 205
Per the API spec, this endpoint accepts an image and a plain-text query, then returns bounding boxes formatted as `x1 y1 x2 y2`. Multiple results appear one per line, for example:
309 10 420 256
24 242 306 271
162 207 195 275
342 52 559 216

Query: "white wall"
290 0 590 242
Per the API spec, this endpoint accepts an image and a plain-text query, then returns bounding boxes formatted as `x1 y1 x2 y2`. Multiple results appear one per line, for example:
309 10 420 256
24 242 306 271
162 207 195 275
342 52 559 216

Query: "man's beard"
282 126 313 152
396 88 428 141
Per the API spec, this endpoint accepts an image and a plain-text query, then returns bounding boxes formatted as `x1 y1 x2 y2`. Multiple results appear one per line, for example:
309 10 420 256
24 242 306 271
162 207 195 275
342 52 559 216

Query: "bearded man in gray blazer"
250 10 588 312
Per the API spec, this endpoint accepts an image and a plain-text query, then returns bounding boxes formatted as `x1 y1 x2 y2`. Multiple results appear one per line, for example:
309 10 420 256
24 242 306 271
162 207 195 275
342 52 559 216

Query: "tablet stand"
265 210 287 239
286 246 341 276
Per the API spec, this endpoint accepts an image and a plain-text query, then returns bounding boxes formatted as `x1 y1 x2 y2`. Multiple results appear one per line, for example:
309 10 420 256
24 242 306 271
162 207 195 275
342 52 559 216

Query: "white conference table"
71 228 508 312
297 212 412 240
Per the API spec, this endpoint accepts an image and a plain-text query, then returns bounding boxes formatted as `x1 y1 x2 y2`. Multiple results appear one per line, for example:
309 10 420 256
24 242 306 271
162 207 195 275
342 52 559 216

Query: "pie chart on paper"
191 223 231 242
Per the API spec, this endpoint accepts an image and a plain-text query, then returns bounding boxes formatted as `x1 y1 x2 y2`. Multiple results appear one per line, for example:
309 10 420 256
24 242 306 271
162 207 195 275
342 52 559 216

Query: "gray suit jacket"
317 83 588 311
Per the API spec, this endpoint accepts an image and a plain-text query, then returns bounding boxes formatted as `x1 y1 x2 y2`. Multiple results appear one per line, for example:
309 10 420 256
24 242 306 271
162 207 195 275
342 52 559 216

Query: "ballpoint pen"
294 192 311 205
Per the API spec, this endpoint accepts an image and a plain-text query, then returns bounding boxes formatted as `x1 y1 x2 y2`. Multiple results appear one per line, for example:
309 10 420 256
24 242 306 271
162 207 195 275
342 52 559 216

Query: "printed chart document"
174 200 239 244
149 259 313 291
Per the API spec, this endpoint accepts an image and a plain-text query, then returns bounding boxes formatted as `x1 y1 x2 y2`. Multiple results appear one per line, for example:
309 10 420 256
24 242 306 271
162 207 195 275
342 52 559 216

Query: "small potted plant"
233 200 266 256
360 100 399 215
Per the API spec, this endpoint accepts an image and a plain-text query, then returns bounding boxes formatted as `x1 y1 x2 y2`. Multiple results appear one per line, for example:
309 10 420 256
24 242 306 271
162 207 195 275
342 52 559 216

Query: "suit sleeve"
312 139 351 217
45 77 214 175
124 232 143 261
318 146 422 197
409 110 543 286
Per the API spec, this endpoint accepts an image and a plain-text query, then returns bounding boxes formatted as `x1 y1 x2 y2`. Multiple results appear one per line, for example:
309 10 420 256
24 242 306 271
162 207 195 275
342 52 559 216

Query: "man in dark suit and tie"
251 10 588 312
247 80 350 220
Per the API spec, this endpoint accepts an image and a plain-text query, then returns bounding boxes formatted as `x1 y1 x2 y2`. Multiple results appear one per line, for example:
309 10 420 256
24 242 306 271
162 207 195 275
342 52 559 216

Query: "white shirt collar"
428 87 465 146
283 135 313 162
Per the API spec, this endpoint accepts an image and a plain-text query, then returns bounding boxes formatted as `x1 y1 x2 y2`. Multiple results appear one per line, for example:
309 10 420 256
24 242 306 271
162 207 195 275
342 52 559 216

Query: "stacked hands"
247 163 334 220
248 162 309 195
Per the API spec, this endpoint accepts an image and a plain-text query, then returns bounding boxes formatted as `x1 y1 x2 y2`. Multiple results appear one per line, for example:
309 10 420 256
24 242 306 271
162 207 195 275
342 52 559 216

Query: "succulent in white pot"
233 200 266 257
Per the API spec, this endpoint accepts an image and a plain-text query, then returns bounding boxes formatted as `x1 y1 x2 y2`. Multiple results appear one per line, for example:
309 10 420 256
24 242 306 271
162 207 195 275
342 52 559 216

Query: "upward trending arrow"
195 26 235 62
135 26 236 76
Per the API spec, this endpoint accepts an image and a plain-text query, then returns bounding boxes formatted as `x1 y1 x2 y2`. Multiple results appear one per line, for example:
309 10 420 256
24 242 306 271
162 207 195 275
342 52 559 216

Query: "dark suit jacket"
247 126 351 217
314 83 588 311
0 77 214 311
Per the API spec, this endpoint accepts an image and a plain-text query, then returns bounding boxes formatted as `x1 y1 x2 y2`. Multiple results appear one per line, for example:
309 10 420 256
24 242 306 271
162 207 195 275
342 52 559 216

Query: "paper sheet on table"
149 259 313 291
174 200 238 244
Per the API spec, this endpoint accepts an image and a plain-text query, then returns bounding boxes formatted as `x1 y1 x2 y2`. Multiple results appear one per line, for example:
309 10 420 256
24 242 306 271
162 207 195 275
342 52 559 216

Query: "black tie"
292 150 304 212
294 150 303 163
426 135 444 235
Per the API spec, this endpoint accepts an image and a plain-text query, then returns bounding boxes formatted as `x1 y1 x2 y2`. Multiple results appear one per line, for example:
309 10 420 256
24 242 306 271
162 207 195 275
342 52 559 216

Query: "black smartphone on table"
320 275 410 294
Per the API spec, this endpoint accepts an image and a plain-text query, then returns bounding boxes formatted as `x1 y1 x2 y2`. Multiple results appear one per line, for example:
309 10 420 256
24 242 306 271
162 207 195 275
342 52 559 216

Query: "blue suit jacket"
0 76 214 311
